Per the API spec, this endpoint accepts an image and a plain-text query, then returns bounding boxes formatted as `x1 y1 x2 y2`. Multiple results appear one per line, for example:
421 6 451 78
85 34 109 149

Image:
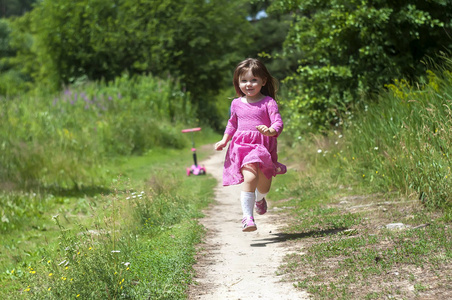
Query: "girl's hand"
256 125 276 136
215 140 228 151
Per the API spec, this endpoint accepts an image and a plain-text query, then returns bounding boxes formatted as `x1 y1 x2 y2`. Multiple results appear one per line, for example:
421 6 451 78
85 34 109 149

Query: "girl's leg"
240 164 258 231
240 164 258 217
241 163 259 192
256 167 272 194
254 167 272 215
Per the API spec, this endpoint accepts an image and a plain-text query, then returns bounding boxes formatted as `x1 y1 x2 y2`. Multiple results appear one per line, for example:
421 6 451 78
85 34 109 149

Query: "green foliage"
304 57 452 208
0 74 192 190
0 0 36 18
1 147 216 299
9 0 250 114
270 0 452 130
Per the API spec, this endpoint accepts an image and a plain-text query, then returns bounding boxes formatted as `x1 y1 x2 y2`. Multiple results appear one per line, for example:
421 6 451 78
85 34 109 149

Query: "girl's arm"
216 100 237 150
256 125 277 136
257 98 283 137
215 133 232 151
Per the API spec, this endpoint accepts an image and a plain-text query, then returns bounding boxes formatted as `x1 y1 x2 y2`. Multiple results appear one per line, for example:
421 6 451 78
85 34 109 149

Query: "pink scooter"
181 127 206 176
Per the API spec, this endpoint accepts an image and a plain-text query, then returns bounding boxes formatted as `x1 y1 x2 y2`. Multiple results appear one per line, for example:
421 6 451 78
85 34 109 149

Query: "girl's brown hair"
233 58 278 99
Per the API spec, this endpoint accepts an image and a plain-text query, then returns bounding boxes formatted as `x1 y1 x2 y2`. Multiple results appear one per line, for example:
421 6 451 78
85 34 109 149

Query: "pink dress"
223 96 287 186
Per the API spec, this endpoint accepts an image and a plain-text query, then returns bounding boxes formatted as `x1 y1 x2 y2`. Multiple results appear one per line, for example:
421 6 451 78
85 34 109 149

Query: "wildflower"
48 287 51 291
126 197 130 200
77 294 80 298
317 149 322 153
352 157 355 160
25 287 31 292
89 247 92 250
47 260 51 264
376 171 378 174
374 147 378 150
49 273 53 277
111 250 120 253
338 135 343 138
362 174 365 177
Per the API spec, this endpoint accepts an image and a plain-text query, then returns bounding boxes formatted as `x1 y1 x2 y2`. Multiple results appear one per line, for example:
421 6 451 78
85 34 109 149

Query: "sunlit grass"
0 145 216 299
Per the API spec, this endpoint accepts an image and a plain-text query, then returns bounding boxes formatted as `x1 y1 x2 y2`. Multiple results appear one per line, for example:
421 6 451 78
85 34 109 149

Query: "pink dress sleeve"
268 98 283 137
224 100 237 136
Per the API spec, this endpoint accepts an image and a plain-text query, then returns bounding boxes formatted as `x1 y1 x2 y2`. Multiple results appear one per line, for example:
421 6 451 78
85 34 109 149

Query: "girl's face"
239 70 267 101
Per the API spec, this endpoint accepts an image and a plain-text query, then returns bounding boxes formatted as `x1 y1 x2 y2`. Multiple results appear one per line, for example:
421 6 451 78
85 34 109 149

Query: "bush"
0 74 193 189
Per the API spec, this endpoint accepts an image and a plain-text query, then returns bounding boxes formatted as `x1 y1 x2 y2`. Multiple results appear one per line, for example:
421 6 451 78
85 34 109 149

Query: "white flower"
338 135 343 138
374 147 379 150
111 250 121 253
317 149 322 153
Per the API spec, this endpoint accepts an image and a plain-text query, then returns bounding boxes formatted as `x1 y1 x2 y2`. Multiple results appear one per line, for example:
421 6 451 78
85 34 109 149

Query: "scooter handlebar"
181 127 201 133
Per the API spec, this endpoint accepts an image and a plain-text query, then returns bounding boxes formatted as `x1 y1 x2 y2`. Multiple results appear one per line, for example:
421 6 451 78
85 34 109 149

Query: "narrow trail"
188 149 309 300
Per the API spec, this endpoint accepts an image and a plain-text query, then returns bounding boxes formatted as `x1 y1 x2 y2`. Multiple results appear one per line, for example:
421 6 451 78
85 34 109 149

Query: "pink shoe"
242 216 257 232
255 198 267 215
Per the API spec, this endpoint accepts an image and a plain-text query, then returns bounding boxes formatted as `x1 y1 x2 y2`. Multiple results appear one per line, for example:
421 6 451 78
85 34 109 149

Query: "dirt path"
188 150 309 300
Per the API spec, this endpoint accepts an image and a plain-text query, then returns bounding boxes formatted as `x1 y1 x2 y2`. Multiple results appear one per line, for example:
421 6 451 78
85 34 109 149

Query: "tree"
12 0 250 120
1 0 36 18
269 0 452 131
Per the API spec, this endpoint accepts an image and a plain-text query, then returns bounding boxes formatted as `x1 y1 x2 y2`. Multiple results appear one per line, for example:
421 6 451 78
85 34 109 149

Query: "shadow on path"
250 228 348 247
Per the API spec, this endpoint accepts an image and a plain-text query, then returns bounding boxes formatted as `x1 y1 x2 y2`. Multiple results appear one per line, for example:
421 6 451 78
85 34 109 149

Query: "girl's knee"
242 163 258 174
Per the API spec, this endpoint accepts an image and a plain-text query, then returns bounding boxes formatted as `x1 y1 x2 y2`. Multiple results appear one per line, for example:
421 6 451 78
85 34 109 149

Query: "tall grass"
0 73 193 190
2 148 216 299
294 60 452 209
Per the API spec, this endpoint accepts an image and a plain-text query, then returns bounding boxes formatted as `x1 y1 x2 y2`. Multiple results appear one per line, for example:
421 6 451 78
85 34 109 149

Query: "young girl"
215 58 286 232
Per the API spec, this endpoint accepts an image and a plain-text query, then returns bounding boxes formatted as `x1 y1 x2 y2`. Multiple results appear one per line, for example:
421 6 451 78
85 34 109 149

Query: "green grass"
272 162 451 299
272 63 452 298
273 134 451 299
0 141 218 299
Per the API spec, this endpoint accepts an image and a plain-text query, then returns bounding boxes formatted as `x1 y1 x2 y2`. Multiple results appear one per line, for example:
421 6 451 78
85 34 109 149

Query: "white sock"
255 189 268 202
241 191 255 218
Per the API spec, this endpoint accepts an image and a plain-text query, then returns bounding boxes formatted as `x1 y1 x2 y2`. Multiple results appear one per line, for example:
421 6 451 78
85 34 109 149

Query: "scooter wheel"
186 168 191 176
